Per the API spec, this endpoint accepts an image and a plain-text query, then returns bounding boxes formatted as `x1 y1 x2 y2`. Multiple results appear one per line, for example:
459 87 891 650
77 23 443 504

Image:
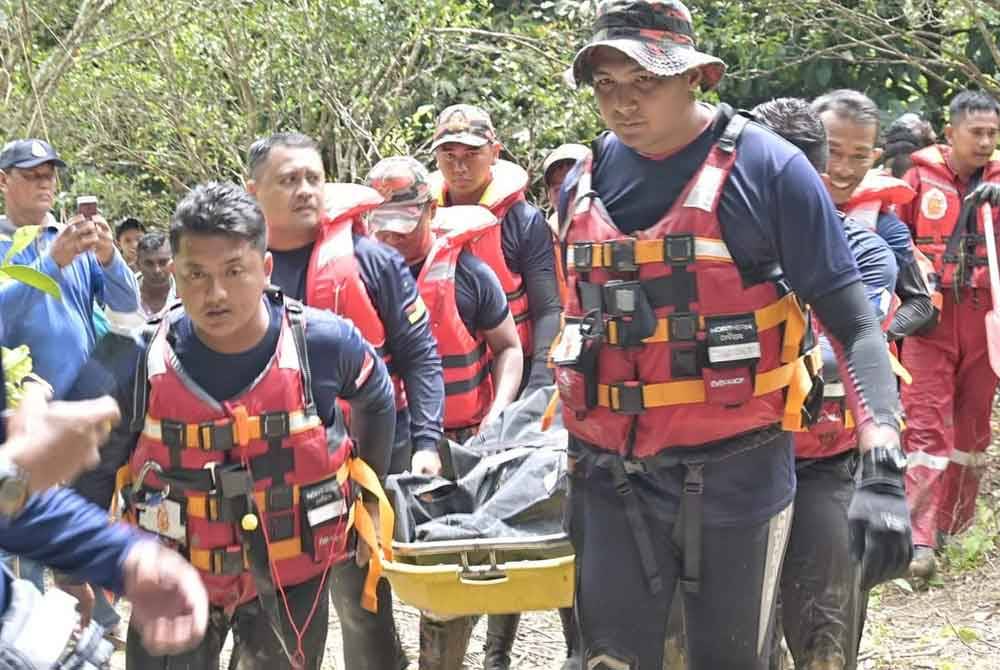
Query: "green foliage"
2 345 33 409
0 0 997 211
942 502 998 572
0 225 61 298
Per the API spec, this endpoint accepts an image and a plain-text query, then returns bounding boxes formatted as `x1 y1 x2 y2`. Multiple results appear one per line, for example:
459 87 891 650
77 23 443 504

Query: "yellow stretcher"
382 533 575 616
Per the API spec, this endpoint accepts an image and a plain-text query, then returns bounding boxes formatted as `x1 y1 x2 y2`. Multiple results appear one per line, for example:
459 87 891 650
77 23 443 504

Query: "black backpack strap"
716 104 750 154
282 296 317 417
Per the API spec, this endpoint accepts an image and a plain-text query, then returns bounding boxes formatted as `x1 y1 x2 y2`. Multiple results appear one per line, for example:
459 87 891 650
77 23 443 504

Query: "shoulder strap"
282 296 318 417
715 104 748 154
129 321 162 433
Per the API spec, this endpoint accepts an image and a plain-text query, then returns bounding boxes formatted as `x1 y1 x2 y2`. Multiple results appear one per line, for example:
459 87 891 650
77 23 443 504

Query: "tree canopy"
1 0 997 223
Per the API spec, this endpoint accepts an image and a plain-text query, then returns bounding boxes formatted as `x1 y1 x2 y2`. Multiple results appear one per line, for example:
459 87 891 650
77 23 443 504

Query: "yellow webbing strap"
573 238 733 269
346 458 395 613
605 294 796 346
541 389 560 431
888 350 912 385
112 465 133 522
595 348 820 432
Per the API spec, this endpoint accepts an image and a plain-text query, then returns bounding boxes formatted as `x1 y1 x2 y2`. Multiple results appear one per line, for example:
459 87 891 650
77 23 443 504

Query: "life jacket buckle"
570 241 595 271
606 238 637 273
664 234 695 265
609 382 644 414
668 312 699 341
261 412 290 439
602 280 641 316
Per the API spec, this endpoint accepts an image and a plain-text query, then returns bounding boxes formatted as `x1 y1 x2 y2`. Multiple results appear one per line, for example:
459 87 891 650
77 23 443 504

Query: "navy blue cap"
0 139 66 170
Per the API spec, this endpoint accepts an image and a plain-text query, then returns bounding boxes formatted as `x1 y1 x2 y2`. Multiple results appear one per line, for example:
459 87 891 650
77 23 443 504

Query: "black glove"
966 181 1000 207
848 446 913 590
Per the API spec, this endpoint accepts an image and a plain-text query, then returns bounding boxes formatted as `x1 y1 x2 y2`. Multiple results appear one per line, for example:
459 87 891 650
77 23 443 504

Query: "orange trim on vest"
844 172 916 230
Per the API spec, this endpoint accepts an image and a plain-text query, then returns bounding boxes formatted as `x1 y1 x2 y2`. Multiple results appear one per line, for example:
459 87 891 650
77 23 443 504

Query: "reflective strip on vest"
141 410 320 446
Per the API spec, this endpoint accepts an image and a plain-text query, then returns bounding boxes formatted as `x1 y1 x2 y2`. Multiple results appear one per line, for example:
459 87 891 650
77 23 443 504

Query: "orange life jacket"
125 297 392 612
843 171 916 230
906 146 1000 289
305 183 406 409
554 117 817 458
418 206 498 431
430 161 533 354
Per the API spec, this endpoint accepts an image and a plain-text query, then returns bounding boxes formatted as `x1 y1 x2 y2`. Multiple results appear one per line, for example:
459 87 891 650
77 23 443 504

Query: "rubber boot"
419 614 476 670
483 614 520 670
558 607 581 670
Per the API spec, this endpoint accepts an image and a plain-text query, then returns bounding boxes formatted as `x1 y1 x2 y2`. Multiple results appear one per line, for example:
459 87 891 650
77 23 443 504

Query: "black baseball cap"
0 139 66 170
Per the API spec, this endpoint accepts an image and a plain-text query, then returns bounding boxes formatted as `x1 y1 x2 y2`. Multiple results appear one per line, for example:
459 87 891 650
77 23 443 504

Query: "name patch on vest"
705 314 761 366
138 499 186 544
302 478 347 527
920 188 948 221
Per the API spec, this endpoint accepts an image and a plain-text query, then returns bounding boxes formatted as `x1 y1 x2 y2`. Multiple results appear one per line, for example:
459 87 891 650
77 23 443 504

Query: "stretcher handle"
458 573 510 586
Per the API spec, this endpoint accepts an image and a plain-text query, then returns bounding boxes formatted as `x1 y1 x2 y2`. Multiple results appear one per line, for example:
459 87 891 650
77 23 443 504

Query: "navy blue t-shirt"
270 235 444 455
411 250 509 337
873 210 915 268
562 107 864 527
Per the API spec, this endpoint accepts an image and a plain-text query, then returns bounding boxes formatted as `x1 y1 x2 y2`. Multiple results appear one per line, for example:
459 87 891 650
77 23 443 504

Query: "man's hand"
5 396 120 493
479 404 507 433
91 214 117 266
123 540 209 656
848 447 913 590
50 215 100 268
966 182 1000 207
411 449 442 476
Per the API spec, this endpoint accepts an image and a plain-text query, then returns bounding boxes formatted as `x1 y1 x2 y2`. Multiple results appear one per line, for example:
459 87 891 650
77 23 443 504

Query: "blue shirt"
0 216 139 398
0 348 142 615
411 250 509 337
270 235 444 455
562 107 863 526
495 201 562 393
873 210 915 269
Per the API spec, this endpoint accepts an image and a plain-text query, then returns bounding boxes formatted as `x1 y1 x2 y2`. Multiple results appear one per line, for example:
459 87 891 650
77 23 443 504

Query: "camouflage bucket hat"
431 104 498 150
365 156 432 234
571 0 725 90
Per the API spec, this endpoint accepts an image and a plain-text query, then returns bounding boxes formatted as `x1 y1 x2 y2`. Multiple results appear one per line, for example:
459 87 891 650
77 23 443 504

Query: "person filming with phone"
0 138 139 593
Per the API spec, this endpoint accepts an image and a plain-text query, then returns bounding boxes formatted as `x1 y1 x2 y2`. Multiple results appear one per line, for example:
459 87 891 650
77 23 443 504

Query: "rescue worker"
247 133 428 669
558 2 911 667
365 155 538 669
68 182 397 669
882 113 938 179
753 97 901 670
429 104 563 395
895 90 1000 580
543 144 590 234
811 89 937 341
366 156 523 443
429 105 564 667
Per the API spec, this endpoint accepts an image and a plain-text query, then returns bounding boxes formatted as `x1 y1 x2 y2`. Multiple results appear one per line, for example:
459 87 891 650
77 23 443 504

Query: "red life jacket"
430 160 533 354
843 172 916 230
305 183 406 410
555 117 817 458
906 146 1000 289
418 206 498 431
128 302 354 609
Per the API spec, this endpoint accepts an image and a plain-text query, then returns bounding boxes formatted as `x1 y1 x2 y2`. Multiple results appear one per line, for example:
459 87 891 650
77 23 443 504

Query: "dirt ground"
108 443 1000 670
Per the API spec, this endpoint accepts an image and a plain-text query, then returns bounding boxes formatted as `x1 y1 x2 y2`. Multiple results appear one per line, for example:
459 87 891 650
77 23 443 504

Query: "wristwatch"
0 454 30 518
861 445 908 478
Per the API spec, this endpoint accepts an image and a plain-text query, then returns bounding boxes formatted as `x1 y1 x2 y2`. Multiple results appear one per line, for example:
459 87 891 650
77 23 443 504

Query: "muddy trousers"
771 451 866 670
902 290 998 547
568 457 792 670
125 573 330 670
329 562 408 670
